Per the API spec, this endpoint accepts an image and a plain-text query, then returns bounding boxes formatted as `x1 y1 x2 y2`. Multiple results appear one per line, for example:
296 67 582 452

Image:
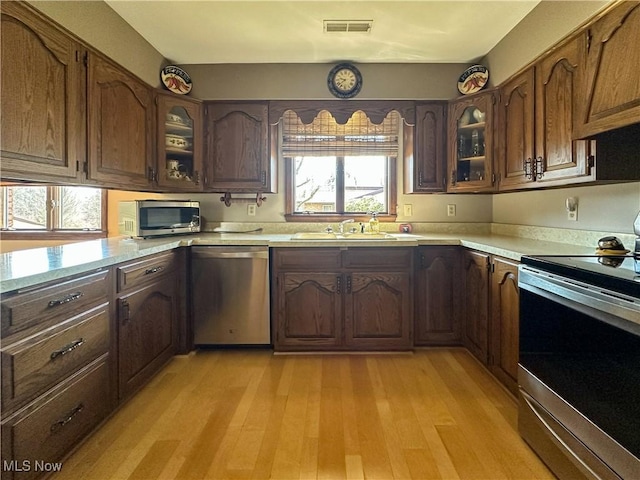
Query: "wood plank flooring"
51 349 554 480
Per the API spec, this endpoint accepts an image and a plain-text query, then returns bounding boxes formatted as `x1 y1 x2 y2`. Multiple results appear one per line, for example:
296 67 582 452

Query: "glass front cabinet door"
447 91 495 192
156 93 203 191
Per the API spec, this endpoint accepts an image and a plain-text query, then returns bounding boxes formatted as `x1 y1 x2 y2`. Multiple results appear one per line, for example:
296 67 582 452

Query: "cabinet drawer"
343 248 413 269
1 358 111 480
117 252 176 292
273 248 342 270
1 270 110 338
1 304 110 413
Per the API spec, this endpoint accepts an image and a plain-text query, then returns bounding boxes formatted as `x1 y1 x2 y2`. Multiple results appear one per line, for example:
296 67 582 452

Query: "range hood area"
592 123 640 179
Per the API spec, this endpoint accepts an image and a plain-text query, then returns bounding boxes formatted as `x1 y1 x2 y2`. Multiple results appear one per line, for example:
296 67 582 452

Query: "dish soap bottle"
369 212 380 233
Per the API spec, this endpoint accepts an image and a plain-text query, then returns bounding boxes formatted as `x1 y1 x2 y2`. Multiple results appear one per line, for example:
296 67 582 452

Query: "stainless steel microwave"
118 200 200 238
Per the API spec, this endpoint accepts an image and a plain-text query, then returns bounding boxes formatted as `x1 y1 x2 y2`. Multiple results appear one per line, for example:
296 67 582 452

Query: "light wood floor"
52 348 554 480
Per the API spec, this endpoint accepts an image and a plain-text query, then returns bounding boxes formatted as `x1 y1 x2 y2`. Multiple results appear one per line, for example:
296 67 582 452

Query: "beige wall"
482 1 609 86
26 0 166 87
183 63 464 100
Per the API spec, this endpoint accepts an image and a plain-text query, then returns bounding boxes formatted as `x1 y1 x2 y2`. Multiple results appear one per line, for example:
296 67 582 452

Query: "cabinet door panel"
415 248 462 345
576 1 640 137
345 272 412 349
205 103 270 191
275 272 341 349
490 257 519 395
87 54 153 189
406 103 446 193
118 279 175 399
498 68 535 190
156 93 203 191
0 2 84 181
462 251 490 364
447 92 495 192
535 38 592 183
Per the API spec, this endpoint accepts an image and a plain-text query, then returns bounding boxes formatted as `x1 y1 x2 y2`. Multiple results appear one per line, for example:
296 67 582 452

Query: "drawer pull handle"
144 266 164 275
50 403 84 432
48 292 83 308
50 338 85 360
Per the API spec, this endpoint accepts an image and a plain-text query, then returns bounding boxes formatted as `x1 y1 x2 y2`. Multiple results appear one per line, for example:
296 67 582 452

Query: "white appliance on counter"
191 246 270 346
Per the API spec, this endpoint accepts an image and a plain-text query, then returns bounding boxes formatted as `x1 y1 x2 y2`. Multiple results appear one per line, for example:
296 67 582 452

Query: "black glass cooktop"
521 254 640 298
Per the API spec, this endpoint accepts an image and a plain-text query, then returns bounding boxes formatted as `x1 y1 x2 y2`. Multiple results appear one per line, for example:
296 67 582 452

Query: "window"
0 185 106 239
282 109 399 221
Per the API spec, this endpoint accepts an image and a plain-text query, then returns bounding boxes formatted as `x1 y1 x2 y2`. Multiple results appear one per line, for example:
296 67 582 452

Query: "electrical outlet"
247 204 256 216
447 204 456 217
403 204 413 217
567 209 578 221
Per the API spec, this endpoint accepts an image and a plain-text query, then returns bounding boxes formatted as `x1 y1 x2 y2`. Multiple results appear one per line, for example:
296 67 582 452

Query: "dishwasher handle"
192 248 268 260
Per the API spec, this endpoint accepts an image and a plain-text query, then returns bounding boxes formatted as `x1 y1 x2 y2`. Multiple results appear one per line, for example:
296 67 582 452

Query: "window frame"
0 185 108 240
284 156 397 222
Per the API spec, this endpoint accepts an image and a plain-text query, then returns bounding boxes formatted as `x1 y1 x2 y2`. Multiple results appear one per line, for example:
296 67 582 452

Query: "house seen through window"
282 110 399 219
0 185 106 238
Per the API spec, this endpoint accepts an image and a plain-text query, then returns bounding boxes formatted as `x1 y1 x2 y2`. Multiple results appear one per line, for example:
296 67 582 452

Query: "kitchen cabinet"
414 247 463 345
87 53 155 189
497 39 595 191
574 1 640 139
204 102 276 193
116 252 178 400
272 248 413 351
0 270 113 479
447 91 496 192
156 92 203 191
405 102 447 193
495 68 536 190
489 257 519 395
462 250 490 364
0 2 85 183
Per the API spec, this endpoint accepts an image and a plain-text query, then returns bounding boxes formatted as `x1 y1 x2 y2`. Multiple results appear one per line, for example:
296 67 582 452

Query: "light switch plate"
403 204 413 217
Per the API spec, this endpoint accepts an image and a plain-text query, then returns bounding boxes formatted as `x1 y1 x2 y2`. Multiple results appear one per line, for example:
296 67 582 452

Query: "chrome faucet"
339 218 354 233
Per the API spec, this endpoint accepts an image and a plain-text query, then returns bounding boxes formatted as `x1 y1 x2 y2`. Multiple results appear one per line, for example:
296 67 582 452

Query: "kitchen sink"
291 232 397 240
291 232 339 240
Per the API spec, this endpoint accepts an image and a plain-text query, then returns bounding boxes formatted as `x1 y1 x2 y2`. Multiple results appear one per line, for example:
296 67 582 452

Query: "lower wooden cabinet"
462 249 521 395
490 257 520 395
272 248 413 351
414 247 463 345
115 252 178 400
1 357 111 480
462 250 491 363
276 271 342 349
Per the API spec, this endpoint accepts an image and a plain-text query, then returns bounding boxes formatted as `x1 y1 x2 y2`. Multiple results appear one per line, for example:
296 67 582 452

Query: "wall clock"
327 63 363 99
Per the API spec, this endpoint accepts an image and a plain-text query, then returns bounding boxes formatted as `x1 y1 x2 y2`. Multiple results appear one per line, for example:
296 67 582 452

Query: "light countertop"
0 232 595 293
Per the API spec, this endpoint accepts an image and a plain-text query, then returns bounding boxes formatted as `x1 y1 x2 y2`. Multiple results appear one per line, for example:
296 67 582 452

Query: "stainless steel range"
517 251 640 479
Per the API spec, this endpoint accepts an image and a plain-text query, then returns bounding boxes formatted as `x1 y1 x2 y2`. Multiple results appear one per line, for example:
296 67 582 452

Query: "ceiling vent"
324 20 373 33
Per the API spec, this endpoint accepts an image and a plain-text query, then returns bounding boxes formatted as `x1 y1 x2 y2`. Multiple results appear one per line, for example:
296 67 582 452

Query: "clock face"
328 63 362 98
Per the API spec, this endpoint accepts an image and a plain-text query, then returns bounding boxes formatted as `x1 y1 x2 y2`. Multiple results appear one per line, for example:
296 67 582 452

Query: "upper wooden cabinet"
447 91 496 192
405 102 446 193
496 68 536 190
156 93 203 192
497 38 596 191
87 54 155 189
204 102 276 193
574 1 640 139
0 2 85 183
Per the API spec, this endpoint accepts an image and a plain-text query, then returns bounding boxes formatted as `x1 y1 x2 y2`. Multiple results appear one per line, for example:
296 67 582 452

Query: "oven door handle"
520 390 605 480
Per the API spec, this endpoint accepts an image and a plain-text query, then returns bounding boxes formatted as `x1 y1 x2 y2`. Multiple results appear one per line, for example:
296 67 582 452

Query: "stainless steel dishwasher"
191 246 270 345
